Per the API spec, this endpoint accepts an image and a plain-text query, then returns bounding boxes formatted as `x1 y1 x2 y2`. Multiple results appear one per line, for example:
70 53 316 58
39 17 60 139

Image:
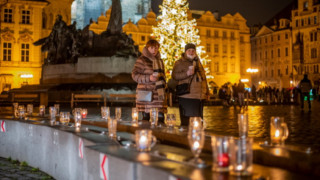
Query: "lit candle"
194 121 199 128
81 111 87 118
218 153 229 167
193 141 200 150
236 164 244 171
139 135 148 150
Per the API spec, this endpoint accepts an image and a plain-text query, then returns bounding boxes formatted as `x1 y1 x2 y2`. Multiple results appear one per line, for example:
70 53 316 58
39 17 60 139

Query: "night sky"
152 0 294 26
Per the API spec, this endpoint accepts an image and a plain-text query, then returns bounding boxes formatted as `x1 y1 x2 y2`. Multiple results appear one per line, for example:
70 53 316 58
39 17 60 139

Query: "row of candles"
131 112 290 176
12 103 289 176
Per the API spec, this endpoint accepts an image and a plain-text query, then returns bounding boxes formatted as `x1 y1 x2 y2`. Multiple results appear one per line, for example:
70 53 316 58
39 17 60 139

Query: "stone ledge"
0 117 319 179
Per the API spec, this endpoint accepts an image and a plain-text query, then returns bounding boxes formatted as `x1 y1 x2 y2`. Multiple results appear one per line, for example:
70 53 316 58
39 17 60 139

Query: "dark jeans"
300 92 311 109
141 112 165 124
178 97 204 126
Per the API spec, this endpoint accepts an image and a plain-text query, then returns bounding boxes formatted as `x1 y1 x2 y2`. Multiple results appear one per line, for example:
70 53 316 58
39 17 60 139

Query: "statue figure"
107 0 122 35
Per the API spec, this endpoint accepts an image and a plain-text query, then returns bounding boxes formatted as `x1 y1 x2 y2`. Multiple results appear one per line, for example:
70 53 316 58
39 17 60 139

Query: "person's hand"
150 74 157 82
187 69 194 76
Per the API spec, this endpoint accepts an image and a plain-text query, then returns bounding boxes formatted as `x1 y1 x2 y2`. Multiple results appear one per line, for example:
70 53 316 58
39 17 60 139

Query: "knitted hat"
185 43 196 52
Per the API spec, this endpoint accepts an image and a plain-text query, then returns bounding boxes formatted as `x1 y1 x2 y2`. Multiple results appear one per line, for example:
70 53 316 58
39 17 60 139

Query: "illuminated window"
3 42 12 61
22 10 31 24
223 45 227 53
21 43 30 62
231 45 235 54
4 8 13 23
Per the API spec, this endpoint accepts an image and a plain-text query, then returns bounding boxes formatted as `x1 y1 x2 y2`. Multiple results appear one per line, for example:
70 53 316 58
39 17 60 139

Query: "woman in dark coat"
131 40 167 122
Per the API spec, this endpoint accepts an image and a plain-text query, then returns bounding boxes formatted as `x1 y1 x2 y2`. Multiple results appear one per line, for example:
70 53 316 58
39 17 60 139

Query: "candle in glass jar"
81 111 87 118
218 153 229 167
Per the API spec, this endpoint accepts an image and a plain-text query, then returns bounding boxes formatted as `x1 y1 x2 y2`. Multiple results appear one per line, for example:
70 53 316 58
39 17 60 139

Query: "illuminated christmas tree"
152 0 211 79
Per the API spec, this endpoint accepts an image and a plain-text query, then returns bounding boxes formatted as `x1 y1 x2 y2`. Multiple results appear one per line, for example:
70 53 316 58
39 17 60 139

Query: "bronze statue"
34 0 139 64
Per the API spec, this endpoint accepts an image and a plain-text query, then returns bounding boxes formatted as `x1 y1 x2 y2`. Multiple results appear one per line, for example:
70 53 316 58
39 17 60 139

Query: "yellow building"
91 10 251 87
251 19 293 89
0 0 73 93
292 0 320 84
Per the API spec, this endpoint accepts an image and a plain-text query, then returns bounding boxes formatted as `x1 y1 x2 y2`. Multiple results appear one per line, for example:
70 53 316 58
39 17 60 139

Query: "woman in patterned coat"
131 40 167 123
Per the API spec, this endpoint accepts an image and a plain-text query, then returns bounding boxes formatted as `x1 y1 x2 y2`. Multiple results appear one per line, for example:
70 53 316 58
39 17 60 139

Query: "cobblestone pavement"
0 157 54 180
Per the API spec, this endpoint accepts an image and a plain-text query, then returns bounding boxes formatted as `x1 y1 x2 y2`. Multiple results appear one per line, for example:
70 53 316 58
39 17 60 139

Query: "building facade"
291 0 320 85
0 0 73 93
251 19 293 89
91 10 251 87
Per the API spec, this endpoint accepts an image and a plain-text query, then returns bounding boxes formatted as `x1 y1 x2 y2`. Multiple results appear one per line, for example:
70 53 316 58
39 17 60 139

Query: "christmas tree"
152 0 211 79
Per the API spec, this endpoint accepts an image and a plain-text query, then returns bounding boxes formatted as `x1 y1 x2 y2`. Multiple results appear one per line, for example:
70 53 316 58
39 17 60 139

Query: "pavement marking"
1 120 6 132
79 138 83 159
100 154 109 180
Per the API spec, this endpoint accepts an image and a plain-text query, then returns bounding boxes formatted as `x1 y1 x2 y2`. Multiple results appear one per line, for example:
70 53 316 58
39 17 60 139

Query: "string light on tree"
152 0 212 79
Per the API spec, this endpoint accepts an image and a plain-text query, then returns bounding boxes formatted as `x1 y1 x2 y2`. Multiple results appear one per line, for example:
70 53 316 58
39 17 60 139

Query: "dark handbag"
176 74 195 96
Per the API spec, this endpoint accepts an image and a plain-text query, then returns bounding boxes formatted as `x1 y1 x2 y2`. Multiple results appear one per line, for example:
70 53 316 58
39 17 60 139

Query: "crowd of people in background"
214 76 320 108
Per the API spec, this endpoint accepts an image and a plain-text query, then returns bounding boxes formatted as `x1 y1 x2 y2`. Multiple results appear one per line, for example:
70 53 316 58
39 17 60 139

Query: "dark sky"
152 0 294 26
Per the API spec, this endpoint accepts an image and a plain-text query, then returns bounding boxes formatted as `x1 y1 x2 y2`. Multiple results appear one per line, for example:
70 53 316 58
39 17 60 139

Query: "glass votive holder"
18 105 25 119
166 114 176 128
238 114 248 138
49 106 56 120
13 103 19 118
101 106 110 120
229 137 253 176
74 111 82 128
115 107 121 121
150 108 158 127
59 112 70 125
54 104 60 116
81 108 88 119
189 117 203 130
27 104 33 116
108 117 117 138
270 117 289 146
211 136 230 172
135 129 157 152
39 105 45 117
132 108 138 125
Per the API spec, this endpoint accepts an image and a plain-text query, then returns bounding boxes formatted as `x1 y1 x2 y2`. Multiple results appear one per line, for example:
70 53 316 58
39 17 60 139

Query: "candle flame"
140 135 147 143
275 130 280 137
193 141 200 149
194 121 199 128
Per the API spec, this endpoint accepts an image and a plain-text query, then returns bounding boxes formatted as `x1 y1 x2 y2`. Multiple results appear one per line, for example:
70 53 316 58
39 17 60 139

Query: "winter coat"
171 53 209 100
298 78 313 93
131 47 167 113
